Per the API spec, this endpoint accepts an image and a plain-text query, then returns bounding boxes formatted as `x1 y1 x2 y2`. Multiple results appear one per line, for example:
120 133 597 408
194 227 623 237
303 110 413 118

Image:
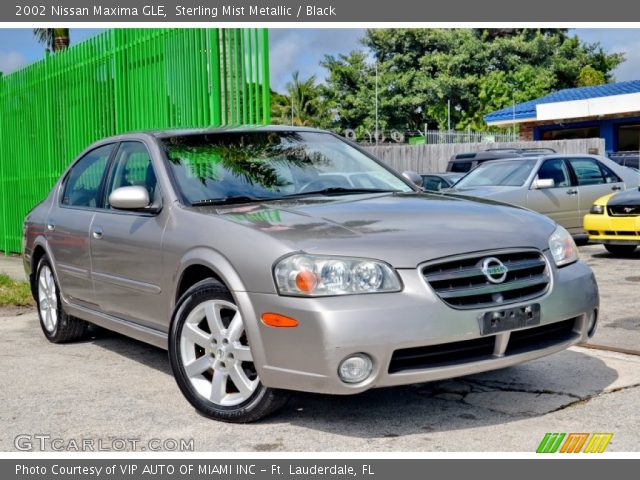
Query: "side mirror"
109 186 151 210
532 178 555 190
402 170 424 188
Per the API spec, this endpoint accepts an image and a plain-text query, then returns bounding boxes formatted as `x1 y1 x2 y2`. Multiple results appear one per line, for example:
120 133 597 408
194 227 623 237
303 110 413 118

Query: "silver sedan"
23 127 599 422
451 154 639 236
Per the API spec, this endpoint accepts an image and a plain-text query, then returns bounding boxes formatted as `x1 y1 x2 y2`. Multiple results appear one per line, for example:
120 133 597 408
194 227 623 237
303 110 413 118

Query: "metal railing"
0 28 270 254
423 129 519 144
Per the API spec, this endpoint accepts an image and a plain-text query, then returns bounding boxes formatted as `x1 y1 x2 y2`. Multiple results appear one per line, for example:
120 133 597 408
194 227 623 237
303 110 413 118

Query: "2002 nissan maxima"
23 127 599 422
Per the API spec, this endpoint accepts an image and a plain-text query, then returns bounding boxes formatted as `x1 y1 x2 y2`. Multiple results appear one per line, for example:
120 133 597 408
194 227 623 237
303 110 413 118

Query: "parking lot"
1 244 639 452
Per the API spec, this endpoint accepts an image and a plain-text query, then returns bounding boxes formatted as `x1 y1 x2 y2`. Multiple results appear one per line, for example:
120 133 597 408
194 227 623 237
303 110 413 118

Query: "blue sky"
0 28 638 93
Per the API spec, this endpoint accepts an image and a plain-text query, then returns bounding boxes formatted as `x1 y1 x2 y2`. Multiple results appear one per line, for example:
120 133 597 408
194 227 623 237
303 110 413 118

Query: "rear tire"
168 279 289 423
35 256 88 343
604 244 637 256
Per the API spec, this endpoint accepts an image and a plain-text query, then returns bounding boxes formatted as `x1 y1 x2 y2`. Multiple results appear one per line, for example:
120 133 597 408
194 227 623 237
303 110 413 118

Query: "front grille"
388 318 579 374
388 337 495 373
608 205 640 216
593 230 639 237
422 250 550 309
505 318 577 355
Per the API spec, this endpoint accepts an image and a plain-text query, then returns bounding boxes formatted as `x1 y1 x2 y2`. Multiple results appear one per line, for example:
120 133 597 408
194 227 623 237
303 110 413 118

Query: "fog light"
587 309 598 338
338 354 373 384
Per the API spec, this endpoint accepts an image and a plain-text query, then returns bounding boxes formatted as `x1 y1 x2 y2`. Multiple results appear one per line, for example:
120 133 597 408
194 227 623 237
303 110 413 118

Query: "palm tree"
33 28 70 52
285 71 320 126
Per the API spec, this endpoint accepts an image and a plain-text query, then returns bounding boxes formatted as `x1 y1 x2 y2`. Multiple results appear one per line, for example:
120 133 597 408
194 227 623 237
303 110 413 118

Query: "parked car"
584 187 640 255
450 154 640 236
446 148 557 173
608 151 639 171
24 127 599 423
420 172 464 191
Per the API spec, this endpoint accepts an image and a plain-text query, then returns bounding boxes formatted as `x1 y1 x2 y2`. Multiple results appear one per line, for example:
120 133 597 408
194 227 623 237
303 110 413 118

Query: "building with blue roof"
484 80 640 154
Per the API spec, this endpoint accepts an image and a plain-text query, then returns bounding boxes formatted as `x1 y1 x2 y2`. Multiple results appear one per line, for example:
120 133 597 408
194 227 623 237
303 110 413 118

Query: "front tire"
35 256 87 343
168 279 288 423
604 244 637 256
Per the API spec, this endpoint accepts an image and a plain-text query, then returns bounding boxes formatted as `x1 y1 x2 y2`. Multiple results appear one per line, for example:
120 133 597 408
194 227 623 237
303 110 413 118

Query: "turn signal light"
261 313 299 328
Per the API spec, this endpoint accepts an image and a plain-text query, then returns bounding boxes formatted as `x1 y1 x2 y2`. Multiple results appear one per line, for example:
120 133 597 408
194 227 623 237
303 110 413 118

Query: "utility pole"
375 60 379 146
447 99 451 132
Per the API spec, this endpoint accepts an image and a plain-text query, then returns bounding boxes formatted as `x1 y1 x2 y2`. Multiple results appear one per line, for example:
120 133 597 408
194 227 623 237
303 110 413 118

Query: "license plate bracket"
479 304 541 336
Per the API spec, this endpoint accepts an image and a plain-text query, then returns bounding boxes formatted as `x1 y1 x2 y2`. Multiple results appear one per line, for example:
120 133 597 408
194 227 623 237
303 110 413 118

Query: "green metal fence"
0 28 270 254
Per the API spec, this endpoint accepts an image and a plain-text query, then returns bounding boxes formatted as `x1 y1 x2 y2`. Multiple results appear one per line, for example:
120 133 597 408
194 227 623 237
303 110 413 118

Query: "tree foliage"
33 28 70 52
272 29 625 134
576 65 607 86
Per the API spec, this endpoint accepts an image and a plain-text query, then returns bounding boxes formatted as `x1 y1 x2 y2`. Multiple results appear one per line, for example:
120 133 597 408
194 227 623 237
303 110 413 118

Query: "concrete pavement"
0 254 25 281
0 308 639 452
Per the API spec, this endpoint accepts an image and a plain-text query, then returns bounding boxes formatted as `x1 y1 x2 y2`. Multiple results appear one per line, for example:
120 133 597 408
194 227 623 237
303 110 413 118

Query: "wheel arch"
172 247 247 313
29 237 56 297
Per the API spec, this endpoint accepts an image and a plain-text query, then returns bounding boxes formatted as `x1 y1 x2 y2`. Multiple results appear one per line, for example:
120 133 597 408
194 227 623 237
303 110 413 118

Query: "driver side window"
537 159 570 188
104 142 158 209
62 144 115 208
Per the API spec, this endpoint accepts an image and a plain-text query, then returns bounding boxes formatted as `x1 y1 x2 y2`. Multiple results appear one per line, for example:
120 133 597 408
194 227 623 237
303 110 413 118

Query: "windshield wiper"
191 188 398 206
281 187 398 198
191 195 269 206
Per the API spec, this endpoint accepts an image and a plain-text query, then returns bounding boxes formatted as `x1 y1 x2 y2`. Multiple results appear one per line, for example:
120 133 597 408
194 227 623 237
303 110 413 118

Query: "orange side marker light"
261 313 299 328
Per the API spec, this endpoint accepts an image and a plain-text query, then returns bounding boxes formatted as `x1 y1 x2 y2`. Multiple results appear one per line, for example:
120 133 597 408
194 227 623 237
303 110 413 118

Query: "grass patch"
0 274 34 307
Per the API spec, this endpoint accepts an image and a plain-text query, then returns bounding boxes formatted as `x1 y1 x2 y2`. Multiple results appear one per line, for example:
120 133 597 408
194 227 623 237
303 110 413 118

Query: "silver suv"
23 127 599 422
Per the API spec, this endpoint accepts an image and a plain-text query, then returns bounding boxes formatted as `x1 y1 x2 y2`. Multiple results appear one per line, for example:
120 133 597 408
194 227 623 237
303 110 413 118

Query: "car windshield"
161 131 412 204
454 159 536 188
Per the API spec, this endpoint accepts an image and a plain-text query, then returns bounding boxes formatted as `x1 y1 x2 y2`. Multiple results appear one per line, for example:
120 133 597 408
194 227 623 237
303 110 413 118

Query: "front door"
527 158 580 232
89 141 168 331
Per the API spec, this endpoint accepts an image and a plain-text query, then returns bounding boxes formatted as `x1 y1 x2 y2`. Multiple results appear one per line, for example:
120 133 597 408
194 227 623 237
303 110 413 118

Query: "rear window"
449 161 472 173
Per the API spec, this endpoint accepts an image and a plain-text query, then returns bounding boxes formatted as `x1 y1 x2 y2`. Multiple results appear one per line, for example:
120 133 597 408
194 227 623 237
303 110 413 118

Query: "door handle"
566 189 578 196
46 224 55 231
92 227 103 239
611 185 622 191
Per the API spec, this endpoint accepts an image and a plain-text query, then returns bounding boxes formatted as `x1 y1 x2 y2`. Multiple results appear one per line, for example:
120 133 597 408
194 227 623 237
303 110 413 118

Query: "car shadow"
87 327 619 438
592 251 640 260
86 325 172 375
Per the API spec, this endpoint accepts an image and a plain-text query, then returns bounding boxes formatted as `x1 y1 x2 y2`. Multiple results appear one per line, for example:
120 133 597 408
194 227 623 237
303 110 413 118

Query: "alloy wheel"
179 299 259 407
38 265 58 333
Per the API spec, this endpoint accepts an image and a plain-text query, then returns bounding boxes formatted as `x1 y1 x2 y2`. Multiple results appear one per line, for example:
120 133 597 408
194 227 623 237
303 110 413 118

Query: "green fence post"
261 29 270 124
0 71 6 254
208 29 222 126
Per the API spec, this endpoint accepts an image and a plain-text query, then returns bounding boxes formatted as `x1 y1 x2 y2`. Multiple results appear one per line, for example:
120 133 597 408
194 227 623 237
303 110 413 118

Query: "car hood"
449 185 522 197
203 192 556 268
608 187 640 206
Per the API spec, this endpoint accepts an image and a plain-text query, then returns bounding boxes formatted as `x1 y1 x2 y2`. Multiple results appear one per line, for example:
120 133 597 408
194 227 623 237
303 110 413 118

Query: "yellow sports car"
584 188 640 255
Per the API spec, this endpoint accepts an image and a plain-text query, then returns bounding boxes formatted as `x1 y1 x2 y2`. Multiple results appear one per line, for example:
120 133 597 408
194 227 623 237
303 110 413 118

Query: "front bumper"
584 212 640 244
236 253 599 395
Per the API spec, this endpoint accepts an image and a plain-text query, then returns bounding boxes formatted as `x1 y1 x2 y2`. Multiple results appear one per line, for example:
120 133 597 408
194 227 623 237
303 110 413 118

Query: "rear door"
526 158 580 232
46 144 115 308
567 157 625 222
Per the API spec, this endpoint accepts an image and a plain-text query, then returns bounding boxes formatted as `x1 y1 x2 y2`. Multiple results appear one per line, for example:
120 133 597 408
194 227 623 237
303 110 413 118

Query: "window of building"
616 124 640 152
540 126 600 141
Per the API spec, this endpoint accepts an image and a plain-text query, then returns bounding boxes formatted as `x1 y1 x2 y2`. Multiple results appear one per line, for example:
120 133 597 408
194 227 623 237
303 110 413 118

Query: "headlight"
274 254 402 296
590 204 604 214
548 225 579 267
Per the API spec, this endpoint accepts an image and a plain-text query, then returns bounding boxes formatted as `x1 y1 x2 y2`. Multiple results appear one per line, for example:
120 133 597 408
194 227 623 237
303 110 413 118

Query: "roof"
148 125 323 138
484 80 640 124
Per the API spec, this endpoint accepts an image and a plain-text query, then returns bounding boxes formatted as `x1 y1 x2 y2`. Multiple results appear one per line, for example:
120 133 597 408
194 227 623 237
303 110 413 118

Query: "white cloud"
0 50 27 74
610 40 640 82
